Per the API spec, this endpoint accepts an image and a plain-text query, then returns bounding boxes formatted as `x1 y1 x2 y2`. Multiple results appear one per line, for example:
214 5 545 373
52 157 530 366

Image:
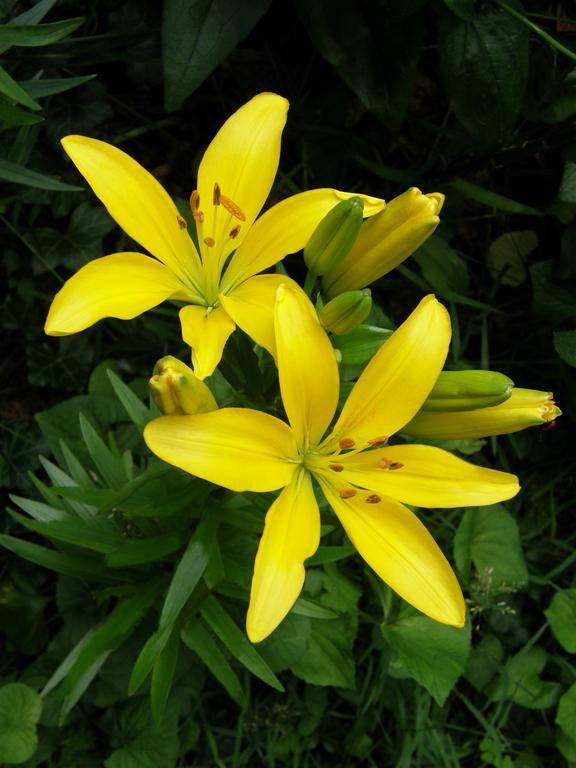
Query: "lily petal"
197 93 288 266
319 479 465 627
326 295 450 450
247 470 320 643
144 408 299 492
61 136 202 291
45 253 188 335
222 188 385 291
337 444 520 508
219 274 301 360
275 283 339 451
179 304 236 380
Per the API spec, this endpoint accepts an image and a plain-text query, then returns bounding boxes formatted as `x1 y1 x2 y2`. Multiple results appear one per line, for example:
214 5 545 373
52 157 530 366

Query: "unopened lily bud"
421 370 514 412
318 289 372 335
323 187 444 297
304 196 365 276
149 355 217 415
404 387 561 440
331 324 393 365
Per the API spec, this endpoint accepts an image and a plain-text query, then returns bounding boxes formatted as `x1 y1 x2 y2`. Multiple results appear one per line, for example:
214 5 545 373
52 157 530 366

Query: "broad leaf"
0 683 42 765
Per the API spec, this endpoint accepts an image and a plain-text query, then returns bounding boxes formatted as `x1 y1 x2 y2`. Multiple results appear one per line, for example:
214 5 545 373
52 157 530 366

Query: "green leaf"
296 0 424 130
57 581 160 720
491 646 561 709
464 634 504 692
486 230 536 286
104 697 179 768
0 534 120 582
442 0 477 21
438 4 529 146
0 158 82 191
106 530 188 567
531 260 576 322
162 0 272 112
383 606 471 706
545 589 576 653
448 177 544 217
0 65 40 109
9 510 124 554
0 97 43 127
181 619 245 705
79 413 129 488
0 17 83 47
107 369 151 431
412 234 470 297
0 0 57 54
128 629 172 696
0 684 42 765
20 74 95 98
453 504 528 588
556 683 576 743
9 494 67 522
554 329 576 367
159 514 217 631
200 595 283 690
150 627 180 725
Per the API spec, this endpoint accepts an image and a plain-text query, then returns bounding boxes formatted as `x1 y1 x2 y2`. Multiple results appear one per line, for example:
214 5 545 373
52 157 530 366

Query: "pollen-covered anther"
339 438 356 450
176 215 187 230
229 225 241 239
189 190 200 211
193 210 204 223
203 237 215 248
213 182 221 206
328 463 344 472
389 461 404 471
220 194 246 221
380 458 404 470
368 436 389 447
339 488 357 499
365 494 381 504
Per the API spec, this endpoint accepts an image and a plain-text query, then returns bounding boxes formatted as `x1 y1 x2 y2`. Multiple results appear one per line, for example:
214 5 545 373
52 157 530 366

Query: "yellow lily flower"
44 93 384 378
322 187 444 298
404 387 561 439
145 286 519 642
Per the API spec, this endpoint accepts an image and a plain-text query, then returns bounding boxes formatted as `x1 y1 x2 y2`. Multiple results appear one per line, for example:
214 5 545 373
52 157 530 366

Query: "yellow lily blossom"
404 387 561 439
44 93 383 378
144 286 519 642
322 187 444 298
149 356 217 416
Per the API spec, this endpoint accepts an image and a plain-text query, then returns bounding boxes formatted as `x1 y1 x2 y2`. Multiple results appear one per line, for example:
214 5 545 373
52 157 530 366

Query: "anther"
189 190 200 211
220 194 246 221
389 462 404 470
366 494 381 504
339 488 357 499
368 436 389 447
203 237 215 248
213 182 221 206
176 215 187 230
339 438 356 450
229 225 241 239
329 463 344 472
380 458 404 470
193 211 204 223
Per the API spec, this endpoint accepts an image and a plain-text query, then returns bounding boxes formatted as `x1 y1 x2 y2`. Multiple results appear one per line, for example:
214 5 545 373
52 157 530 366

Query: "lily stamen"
339 488 357 499
328 463 344 472
365 494 381 504
213 182 221 205
204 237 215 248
339 438 356 450
368 436 389 446
177 216 187 230
220 194 246 221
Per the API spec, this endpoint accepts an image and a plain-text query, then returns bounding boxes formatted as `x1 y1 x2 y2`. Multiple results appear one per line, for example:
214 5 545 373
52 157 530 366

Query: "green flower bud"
149 355 217 415
304 196 365 276
421 370 514 412
318 289 372 335
331 324 393 366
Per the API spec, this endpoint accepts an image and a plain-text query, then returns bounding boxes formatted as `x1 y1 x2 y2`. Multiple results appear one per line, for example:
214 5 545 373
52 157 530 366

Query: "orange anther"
213 182 221 206
368 436 389 447
189 190 200 211
220 194 246 221
193 210 204 223
339 488 357 499
229 225 241 239
329 463 344 472
176 215 187 230
203 237 215 248
365 494 381 504
380 458 392 469
339 438 356 450
389 462 404 471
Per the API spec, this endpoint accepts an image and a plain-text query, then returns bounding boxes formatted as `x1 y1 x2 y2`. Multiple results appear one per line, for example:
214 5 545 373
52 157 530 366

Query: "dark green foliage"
1 0 576 765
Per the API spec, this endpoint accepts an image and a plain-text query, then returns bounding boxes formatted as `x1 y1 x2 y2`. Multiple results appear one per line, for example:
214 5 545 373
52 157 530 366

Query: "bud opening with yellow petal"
322 187 444 298
149 355 217 415
403 387 561 440
421 370 514 412
304 196 365 276
318 289 372 335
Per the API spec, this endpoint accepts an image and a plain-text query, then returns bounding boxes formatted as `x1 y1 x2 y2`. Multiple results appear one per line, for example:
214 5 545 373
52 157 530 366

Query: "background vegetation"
0 0 575 765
